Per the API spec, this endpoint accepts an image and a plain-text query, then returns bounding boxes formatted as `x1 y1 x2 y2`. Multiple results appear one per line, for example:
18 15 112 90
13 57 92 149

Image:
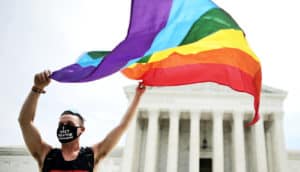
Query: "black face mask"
57 124 81 144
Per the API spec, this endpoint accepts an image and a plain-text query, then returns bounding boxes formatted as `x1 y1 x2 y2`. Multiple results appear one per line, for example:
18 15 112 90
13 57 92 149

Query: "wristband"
32 86 46 94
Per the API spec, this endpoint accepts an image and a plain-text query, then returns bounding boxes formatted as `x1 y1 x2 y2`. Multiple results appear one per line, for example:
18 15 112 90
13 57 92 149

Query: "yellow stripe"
128 29 259 68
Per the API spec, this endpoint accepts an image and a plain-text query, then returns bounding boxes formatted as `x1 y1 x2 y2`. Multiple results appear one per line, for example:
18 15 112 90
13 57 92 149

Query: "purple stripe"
80 0 172 82
51 64 96 82
127 0 173 37
52 0 172 82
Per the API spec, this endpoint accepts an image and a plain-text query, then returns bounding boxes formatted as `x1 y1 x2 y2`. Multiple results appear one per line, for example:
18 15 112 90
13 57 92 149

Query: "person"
18 70 146 172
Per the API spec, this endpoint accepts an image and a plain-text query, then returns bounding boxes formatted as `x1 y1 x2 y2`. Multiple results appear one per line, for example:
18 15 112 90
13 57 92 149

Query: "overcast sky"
0 0 299 150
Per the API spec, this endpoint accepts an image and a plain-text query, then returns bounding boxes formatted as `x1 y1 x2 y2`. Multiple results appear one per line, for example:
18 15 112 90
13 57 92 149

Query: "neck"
61 139 80 153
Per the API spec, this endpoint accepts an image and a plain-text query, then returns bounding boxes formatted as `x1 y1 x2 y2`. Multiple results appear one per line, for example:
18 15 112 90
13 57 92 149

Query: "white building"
1 83 300 172
120 83 300 172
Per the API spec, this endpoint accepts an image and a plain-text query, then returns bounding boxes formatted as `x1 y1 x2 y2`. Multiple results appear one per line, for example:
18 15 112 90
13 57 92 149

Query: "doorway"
199 158 212 172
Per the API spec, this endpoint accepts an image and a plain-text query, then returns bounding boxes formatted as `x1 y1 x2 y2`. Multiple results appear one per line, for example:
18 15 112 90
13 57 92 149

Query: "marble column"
213 111 224 172
252 118 268 172
121 113 138 172
232 111 246 172
189 111 200 172
144 110 160 172
166 110 180 172
271 112 287 172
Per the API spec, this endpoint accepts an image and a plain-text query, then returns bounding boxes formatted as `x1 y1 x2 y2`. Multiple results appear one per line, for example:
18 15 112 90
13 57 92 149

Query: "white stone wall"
98 157 122 172
0 155 38 172
288 151 300 172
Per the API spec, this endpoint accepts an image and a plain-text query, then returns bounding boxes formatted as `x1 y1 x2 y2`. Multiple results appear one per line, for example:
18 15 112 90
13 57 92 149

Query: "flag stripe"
143 0 217 56
51 0 173 82
125 29 258 67
127 0 173 36
122 48 260 79
140 63 258 91
125 7 241 67
52 64 96 82
77 53 104 67
138 63 261 125
180 8 241 45
150 29 259 63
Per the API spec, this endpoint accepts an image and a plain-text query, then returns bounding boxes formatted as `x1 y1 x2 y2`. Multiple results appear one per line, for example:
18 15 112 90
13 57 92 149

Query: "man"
18 70 145 172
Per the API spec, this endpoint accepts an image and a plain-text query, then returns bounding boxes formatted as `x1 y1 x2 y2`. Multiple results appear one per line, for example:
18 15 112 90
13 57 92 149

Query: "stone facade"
0 147 38 172
120 83 299 172
288 151 300 172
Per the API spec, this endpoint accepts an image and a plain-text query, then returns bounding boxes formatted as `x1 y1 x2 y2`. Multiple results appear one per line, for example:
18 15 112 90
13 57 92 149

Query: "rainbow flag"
51 0 262 125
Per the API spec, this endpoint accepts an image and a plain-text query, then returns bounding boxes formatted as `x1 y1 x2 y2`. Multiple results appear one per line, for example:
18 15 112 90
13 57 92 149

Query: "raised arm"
92 83 146 163
18 70 52 166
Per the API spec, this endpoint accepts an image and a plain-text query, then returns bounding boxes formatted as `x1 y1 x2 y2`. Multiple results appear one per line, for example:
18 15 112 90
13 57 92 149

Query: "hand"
34 70 51 89
135 82 146 96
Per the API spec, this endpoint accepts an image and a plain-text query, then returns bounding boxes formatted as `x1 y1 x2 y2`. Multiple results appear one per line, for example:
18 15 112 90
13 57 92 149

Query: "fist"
34 70 51 89
136 82 146 96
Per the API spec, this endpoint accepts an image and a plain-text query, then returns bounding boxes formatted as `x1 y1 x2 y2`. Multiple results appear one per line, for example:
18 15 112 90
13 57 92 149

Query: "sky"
0 0 299 150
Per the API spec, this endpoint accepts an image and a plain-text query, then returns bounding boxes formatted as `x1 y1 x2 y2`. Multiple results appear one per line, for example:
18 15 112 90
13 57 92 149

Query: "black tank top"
42 147 94 172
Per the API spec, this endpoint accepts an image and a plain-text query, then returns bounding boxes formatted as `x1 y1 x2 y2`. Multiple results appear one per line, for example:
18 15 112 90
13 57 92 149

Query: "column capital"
169 110 181 118
147 109 160 119
190 111 201 120
232 111 244 121
212 110 223 119
272 111 284 121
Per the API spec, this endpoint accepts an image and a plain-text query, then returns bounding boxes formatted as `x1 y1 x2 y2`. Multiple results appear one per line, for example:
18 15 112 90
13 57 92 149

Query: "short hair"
61 110 85 125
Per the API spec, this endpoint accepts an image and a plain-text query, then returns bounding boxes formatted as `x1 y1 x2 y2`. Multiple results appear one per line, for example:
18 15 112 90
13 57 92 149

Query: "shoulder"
79 147 95 169
80 147 94 161
80 147 94 155
44 148 61 160
41 148 61 171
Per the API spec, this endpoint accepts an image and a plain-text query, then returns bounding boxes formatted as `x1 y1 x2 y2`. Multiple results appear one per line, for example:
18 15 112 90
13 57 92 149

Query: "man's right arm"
18 70 52 166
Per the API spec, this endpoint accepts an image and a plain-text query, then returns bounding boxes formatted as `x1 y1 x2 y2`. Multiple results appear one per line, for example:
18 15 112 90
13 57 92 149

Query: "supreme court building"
1 83 300 172
120 83 297 172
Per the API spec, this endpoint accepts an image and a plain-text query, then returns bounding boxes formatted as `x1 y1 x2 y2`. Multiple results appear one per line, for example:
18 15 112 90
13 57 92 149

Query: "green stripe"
133 8 242 64
137 55 151 63
87 51 111 59
180 8 242 45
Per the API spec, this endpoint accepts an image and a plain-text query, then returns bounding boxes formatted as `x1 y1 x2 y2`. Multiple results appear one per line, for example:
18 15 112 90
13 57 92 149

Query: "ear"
80 126 85 133
77 127 85 136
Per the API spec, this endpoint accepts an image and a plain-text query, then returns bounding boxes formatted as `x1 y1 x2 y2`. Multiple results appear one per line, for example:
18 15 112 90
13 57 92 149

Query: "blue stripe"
125 0 217 67
77 53 104 67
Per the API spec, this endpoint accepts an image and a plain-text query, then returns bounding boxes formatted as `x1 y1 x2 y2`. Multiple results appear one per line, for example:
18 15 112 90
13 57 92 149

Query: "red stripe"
142 63 261 125
122 48 260 79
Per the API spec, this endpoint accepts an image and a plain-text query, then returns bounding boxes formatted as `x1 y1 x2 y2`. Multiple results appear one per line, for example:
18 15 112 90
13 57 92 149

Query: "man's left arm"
92 83 145 163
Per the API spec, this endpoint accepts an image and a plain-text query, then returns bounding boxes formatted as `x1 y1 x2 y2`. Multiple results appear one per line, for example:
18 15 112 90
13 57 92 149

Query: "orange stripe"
122 48 260 79
131 63 261 126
